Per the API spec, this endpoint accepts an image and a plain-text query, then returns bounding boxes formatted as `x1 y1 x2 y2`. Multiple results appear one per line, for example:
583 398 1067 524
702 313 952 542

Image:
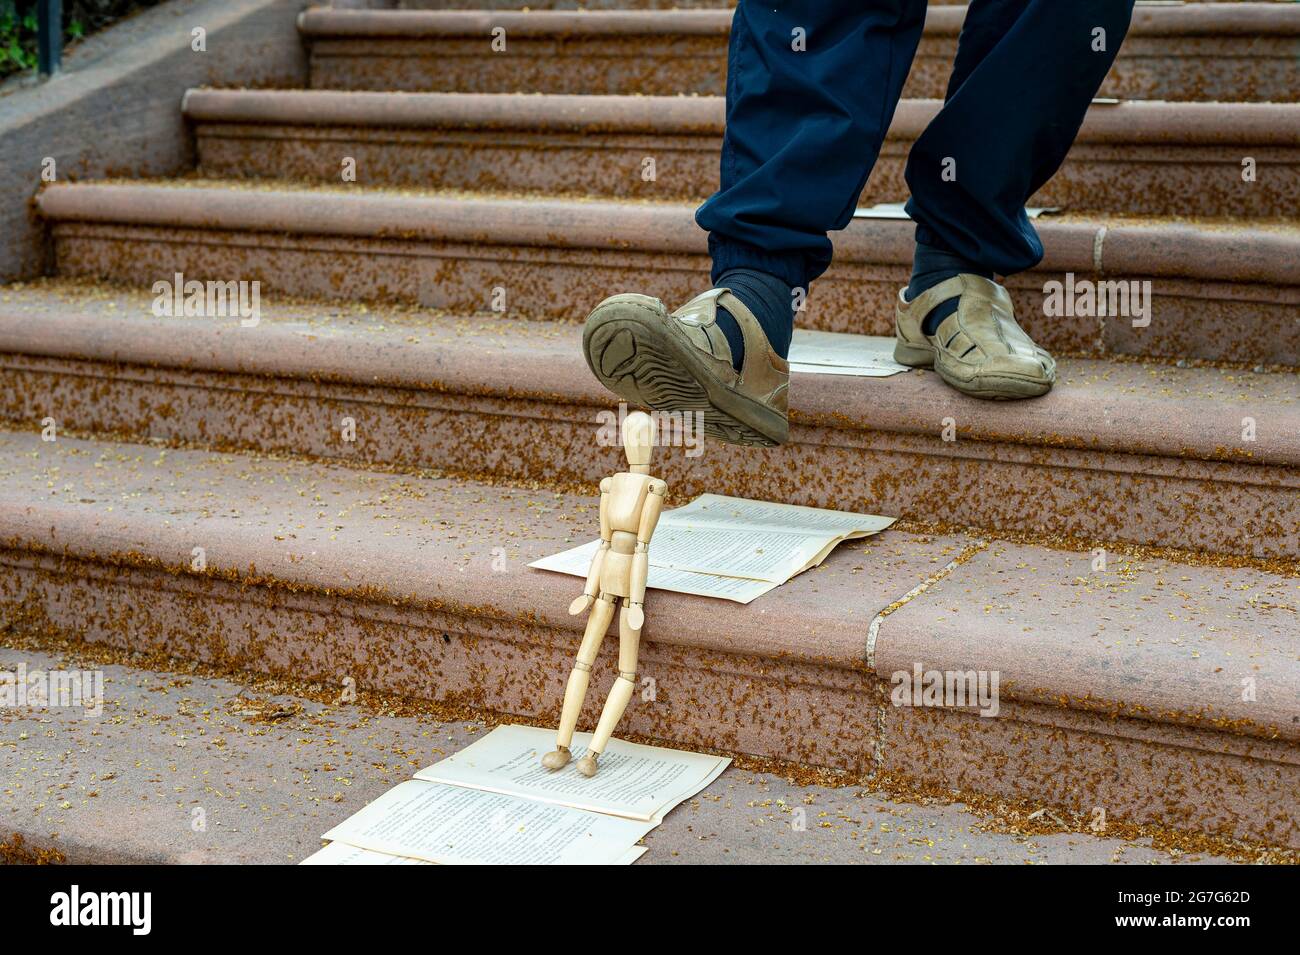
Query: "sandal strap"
672 287 733 362
904 275 967 319
932 275 1038 361
673 287 788 393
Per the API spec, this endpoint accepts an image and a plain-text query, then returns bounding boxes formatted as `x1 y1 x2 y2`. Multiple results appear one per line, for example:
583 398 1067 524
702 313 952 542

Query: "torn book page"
663 493 895 538
789 330 910 377
791 362 902 377
322 779 655 865
414 724 730 823
301 838 647 866
642 495 893 579
530 540 780 603
853 201 1058 220
531 494 894 603
300 841 433 865
644 524 846 582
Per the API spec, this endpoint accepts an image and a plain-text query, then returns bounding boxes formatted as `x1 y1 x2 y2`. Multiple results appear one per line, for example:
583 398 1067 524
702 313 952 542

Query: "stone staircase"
2 0 1298 853
301 3 1300 102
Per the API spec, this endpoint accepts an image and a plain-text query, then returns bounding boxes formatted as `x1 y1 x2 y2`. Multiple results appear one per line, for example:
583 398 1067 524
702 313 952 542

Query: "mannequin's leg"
576 605 642 777
541 595 616 770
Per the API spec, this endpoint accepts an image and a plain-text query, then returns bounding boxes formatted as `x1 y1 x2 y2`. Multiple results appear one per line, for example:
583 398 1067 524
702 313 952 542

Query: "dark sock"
712 268 794 372
905 243 994 336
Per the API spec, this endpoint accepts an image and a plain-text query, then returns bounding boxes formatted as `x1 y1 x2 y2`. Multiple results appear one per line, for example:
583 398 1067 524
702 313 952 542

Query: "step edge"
1 431 1296 746
182 88 1300 146
295 4 1300 40
2 304 1297 468
36 183 1300 286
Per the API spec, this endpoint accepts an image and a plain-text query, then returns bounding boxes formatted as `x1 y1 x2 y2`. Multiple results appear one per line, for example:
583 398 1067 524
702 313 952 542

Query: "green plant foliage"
1 2 160 80
0 9 38 75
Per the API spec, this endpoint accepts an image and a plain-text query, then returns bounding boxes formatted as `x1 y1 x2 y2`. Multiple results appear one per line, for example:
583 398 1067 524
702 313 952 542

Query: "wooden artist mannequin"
541 411 667 777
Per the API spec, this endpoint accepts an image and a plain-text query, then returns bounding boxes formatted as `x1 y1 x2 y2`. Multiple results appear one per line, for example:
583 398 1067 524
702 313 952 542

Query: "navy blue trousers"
696 0 1136 289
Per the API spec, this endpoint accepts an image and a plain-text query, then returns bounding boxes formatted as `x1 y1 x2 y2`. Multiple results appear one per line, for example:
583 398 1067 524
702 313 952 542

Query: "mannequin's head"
622 411 655 472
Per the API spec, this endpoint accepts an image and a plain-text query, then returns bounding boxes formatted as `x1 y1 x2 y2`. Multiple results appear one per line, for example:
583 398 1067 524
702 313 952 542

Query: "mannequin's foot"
540 746 571 770
575 753 600 777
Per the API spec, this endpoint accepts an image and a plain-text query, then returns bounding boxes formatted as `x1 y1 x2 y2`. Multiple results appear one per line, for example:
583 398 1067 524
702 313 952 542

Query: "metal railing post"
37 0 63 78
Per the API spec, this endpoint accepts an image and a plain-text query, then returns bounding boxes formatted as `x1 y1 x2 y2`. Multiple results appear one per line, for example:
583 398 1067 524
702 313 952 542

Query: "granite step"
0 645 1255 865
34 181 1300 367
299 4 1300 103
0 428 1295 847
1 279 1296 558
184 89 1300 220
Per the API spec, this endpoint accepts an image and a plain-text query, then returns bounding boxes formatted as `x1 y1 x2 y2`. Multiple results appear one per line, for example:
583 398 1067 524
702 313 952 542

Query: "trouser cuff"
912 223 959 259
709 234 810 291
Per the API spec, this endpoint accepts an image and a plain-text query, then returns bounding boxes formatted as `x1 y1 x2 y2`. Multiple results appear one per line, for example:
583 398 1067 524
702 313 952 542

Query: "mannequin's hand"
569 594 594 615
626 604 645 631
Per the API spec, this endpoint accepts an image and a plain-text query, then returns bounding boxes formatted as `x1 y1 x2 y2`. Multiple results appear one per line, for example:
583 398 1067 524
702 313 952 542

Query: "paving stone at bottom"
0 647 1241 865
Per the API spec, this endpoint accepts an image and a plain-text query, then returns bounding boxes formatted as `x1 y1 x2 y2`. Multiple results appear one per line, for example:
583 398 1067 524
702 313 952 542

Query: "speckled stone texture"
4 0 1297 863
185 91 1300 218
0 431 1295 846
299 5 1300 103
877 542 1300 849
35 184 1300 366
1 283 1296 558
0 647 1248 865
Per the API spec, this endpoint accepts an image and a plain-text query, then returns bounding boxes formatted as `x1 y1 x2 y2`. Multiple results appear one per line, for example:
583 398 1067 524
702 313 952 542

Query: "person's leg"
698 0 929 368
584 0 928 447
905 0 1135 278
895 0 1135 398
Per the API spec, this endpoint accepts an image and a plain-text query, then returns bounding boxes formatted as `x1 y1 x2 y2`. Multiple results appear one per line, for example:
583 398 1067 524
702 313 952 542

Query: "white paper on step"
531 540 781 603
306 725 725 865
301 841 433 865
668 493 890 536
414 725 730 823
531 494 895 604
852 201 1059 220
301 839 647 866
320 779 656 866
788 329 910 378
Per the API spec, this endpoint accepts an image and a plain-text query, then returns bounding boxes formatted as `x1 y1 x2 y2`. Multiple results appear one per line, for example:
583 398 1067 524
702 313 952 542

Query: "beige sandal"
894 274 1056 399
583 288 789 447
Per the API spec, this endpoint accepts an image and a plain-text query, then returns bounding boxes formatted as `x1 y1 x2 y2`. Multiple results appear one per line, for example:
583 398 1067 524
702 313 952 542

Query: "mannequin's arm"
569 479 613 615
625 480 667 628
